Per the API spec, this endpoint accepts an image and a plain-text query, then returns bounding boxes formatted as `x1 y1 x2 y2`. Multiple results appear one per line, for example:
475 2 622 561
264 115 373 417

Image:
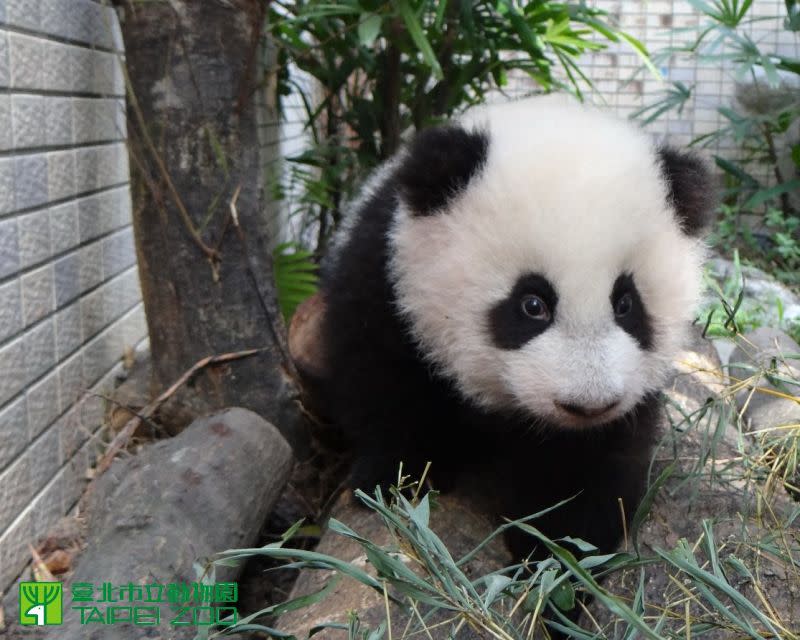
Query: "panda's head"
388 97 715 428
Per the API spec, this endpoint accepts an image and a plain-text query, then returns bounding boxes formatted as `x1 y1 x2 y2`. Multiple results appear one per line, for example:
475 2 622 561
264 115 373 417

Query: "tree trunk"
120 1 301 443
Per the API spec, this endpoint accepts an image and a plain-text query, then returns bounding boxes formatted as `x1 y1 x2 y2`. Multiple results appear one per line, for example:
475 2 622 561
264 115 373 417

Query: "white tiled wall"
0 0 146 594
518 0 799 172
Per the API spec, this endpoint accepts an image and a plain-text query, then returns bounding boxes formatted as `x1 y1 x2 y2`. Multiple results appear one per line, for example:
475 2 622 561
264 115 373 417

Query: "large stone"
728 327 800 425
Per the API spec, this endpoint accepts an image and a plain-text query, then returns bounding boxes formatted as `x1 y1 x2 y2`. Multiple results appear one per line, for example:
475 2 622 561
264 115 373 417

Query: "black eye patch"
488 274 557 350
610 273 653 350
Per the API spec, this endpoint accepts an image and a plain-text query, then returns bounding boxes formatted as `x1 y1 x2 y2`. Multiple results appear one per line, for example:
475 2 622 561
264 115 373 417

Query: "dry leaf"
43 550 72 575
29 544 55 582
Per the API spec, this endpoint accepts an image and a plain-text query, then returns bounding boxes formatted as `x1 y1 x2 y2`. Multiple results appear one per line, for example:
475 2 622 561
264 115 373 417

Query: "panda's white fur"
387 96 707 427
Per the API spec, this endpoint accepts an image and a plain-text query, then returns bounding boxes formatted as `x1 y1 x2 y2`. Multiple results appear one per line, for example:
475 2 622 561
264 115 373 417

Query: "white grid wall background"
262 61 322 246
536 1 799 155
0 0 146 595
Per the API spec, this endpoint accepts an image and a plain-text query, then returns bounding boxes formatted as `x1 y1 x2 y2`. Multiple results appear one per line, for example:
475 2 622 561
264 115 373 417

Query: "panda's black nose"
556 400 619 418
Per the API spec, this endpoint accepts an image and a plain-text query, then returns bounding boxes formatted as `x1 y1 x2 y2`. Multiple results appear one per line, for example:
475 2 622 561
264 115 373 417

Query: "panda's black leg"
503 490 628 564
349 447 405 496
348 432 432 500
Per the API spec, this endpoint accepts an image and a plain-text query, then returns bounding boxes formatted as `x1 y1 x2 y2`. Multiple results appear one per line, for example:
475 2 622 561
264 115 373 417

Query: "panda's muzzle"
555 400 620 419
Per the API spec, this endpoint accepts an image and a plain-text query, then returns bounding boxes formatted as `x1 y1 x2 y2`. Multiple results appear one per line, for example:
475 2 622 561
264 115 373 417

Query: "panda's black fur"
316 100 713 561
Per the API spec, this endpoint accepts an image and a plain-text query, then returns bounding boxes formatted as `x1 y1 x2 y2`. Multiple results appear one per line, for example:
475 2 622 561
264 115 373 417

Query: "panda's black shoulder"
321 171 398 306
316 123 494 432
316 167 431 425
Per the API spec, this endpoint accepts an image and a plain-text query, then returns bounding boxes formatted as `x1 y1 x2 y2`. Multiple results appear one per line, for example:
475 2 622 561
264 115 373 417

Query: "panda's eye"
520 295 551 321
614 292 633 317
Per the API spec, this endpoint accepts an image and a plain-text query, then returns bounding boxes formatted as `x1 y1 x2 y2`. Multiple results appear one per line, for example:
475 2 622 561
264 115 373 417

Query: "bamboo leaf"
273 242 319 320
743 179 800 209
394 0 444 80
619 32 662 79
514 523 664 640
358 13 382 47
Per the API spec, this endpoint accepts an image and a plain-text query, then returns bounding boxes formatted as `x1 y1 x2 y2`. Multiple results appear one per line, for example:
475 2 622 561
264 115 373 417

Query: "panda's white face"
388 97 708 428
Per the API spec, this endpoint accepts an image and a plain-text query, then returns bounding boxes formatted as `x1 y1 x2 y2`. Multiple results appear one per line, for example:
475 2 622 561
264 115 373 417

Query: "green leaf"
514 522 664 640
551 579 576 611
743 179 800 209
629 82 691 125
433 0 447 31
558 536 597 553
775 54 800 73
457 494 581 567
365 621 387 640
406 492 431 528
579 15 620 43
482 575 512 606
308 622 349 637
655 544 781 639
714 156 760 187
622 569 648 640
358 13 382 47
213 623 295 637
578 552 622 570
786 0 800 30
295 4 361 19
281 518 308 544
394 0 443 80
267 575 342 617
618 32 662 79
273 242 319 321
216 575 341 634
498 0 543 59
215 545 386 592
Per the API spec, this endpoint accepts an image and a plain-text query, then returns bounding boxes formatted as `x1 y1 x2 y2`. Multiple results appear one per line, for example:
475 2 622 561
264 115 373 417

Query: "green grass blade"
514 523 665 640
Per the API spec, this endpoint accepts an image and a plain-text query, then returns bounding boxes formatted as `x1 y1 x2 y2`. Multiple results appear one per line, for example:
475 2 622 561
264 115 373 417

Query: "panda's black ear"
396 125 489 216
658 147 717 236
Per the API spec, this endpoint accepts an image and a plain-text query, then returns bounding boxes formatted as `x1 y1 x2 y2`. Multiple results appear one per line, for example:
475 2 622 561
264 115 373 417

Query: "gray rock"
728 327 800 424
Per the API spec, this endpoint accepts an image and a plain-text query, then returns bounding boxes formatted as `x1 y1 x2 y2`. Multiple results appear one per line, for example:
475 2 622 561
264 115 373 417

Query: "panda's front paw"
349 452 439 507
349 455 398 500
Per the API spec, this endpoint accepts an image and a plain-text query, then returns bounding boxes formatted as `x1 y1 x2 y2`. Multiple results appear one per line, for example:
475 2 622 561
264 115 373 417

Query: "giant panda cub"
318 96 714 559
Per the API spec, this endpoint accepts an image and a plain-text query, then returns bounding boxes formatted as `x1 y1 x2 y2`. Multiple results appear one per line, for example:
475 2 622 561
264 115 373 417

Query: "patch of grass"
710 206 800 290
696 258 800 501
725 340 800 501
205 471 799 638
700 250 797 339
